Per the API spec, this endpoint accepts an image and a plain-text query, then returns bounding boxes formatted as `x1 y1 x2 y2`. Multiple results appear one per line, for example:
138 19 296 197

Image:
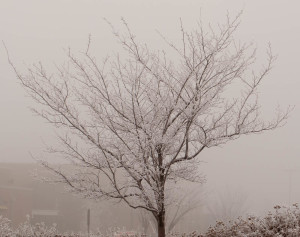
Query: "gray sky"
1 0 299 215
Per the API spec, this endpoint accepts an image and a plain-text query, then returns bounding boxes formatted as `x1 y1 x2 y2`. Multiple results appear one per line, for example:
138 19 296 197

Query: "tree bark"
157 144 166 237
157 211 166 237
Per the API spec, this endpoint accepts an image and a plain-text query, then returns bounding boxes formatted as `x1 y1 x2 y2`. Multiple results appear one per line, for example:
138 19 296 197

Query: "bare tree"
7 12 290 237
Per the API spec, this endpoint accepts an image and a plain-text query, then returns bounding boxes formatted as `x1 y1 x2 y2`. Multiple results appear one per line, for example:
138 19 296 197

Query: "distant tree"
139 184 205 235
206 189 249 224
167 188 204 233
7 12 290 237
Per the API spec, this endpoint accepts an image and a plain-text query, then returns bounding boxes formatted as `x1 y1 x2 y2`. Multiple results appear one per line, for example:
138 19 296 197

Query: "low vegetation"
2 205 300 237
174 204 300 237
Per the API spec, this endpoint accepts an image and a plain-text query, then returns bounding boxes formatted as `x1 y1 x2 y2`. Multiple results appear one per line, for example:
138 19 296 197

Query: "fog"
0 0 300 235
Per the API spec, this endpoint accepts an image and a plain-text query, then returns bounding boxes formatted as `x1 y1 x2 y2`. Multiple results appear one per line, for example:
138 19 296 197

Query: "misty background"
0 0 299 231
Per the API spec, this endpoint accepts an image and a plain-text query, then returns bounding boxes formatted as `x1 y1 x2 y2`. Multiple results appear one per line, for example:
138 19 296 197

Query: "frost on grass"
2 205 300 236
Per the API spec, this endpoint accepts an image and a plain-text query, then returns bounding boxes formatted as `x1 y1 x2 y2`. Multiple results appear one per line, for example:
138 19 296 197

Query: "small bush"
201 204 300 237
0 215 13 237
14 215 58 237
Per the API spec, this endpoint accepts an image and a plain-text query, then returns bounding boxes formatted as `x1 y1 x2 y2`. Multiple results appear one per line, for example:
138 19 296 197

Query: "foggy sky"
1 0 300 216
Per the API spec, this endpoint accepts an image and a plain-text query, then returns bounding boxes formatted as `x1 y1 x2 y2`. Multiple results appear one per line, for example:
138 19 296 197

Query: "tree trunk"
157 212 166 237
157 144 166 237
